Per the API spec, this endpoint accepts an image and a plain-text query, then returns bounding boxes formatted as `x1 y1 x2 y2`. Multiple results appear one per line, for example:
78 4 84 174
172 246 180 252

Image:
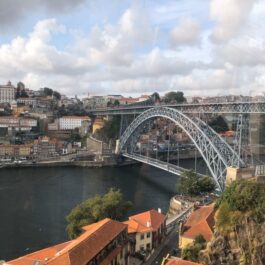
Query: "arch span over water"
118 107 243 191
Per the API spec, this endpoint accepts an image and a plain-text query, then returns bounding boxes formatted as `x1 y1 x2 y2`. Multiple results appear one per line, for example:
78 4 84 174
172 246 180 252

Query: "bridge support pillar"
115 139 120 154
225 166 255 186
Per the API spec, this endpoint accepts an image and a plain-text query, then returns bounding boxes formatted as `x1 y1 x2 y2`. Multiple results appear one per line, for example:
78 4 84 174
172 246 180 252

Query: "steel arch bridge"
118 107 244 191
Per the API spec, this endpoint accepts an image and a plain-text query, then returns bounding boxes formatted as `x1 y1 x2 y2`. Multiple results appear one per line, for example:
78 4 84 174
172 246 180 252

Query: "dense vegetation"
176 170 216 196
94 116 121 142
208 115 229 133
215 180 265 234
181 235 207 262
163 91 186 104
66 188 132 239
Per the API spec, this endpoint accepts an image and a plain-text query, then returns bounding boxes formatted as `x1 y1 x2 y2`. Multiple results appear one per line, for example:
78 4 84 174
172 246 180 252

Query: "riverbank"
0 158 138 169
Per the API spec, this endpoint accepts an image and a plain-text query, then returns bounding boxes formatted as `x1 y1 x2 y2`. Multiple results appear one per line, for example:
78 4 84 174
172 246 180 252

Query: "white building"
0 116 37 131
0 81 15 103
59 116 91 130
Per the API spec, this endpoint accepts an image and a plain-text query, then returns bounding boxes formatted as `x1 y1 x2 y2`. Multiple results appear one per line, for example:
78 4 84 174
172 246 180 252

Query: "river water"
0 158 207 261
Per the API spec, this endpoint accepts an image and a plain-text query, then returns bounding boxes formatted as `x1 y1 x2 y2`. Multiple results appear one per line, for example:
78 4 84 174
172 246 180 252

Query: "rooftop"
124 209 166 233
8 218 127 265
163 257 203 265
181 205 215 241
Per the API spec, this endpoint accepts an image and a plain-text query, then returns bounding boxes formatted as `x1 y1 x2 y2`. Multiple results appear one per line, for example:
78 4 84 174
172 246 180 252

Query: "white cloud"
210 0 257 42
0 0 86 30
170 18 201 47
0 0 265 98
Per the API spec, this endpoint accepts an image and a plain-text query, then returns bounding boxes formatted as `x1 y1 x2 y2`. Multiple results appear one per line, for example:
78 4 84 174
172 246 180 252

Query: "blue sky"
0 0 264 97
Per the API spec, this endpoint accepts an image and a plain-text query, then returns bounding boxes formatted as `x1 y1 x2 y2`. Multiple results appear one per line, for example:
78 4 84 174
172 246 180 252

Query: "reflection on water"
0 158 206 260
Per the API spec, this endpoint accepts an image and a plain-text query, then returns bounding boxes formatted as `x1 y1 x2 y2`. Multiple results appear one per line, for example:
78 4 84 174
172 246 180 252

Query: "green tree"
164 91 186 104
94 116 121 142
20 89 28 97
43 87 53 96
215 180 265 234
181 235 206 262
53 91 61 100
66 188 132 239
208 115 229 133
69 129 82 143
176 170 215 196
113 99 120 106
151 92 161 103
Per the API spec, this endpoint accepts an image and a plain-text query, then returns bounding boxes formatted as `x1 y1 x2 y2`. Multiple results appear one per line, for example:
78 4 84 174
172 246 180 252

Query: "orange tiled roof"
181 205 215 241
165 257 202 265
7 241 72 265
124 209 166 233
8 218 127 265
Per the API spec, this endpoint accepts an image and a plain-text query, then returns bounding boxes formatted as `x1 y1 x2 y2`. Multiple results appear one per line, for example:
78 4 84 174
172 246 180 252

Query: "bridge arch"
118 107 242 191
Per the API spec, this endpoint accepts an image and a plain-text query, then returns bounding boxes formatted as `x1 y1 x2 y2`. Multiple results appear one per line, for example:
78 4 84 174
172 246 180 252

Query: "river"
0 158 207 261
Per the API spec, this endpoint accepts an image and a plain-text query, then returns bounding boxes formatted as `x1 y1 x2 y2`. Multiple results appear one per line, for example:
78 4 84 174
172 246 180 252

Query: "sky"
0 0 265 97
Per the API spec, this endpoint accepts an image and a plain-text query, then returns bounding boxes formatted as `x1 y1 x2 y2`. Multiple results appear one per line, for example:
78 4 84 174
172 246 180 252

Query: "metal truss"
232 114 253 167
193 117 245 168
123 153 205 178
90 101 265 116
118 107 241 191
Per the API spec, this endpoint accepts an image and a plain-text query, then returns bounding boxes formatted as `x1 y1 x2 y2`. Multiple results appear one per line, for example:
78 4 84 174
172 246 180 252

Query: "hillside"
200 180 265 265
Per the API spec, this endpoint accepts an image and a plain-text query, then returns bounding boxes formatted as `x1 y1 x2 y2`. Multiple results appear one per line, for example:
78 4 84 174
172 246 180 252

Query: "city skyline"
0 0 264 97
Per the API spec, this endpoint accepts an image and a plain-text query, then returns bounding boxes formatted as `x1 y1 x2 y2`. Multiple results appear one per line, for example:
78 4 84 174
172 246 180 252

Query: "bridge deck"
123 153 205 178
89 101 265 115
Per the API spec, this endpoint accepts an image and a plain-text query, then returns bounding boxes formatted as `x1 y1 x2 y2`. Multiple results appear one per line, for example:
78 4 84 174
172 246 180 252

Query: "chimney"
158 208 161 213
146 221 151 228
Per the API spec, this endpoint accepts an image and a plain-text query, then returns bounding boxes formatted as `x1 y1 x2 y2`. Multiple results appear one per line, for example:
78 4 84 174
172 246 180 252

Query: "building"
6 218 129 265
0 144 32 158
0 116 37 131
162 256 203 265
179 205 215 249
0 81 15 103
83 96 108 109
123 209 166 256
119 97 139 105
58 116 91 130
33 136 58 160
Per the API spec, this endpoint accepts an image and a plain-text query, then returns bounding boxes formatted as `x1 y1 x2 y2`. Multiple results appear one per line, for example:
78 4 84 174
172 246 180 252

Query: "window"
140 233 144 240
146 243 151 250
140 245 144 251
147 232 150 238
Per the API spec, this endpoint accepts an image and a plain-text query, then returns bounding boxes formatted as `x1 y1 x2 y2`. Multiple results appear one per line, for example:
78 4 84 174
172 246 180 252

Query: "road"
145 229 179 265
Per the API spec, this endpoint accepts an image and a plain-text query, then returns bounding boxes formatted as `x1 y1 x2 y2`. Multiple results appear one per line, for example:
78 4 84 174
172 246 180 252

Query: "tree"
43 87 53 96
53 91 61 100
20 89 28 98
16 82 26 99
151 92 161 103
93 116 121 142
181 235 206 262
215 180 265 232
208 116 229 133
176 170 215 196
164 91 186 104
69 129 82 143
113 99 120 106
66 188 132 239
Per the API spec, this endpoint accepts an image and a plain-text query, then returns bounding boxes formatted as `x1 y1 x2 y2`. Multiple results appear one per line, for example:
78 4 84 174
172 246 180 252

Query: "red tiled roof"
181 205 215 241
165 257 202 265
124 209 166 233
8 218 127 265
7 241 72 265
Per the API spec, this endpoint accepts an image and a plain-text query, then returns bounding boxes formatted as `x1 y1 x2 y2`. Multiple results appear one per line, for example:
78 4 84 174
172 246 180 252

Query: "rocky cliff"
200 216 265 265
